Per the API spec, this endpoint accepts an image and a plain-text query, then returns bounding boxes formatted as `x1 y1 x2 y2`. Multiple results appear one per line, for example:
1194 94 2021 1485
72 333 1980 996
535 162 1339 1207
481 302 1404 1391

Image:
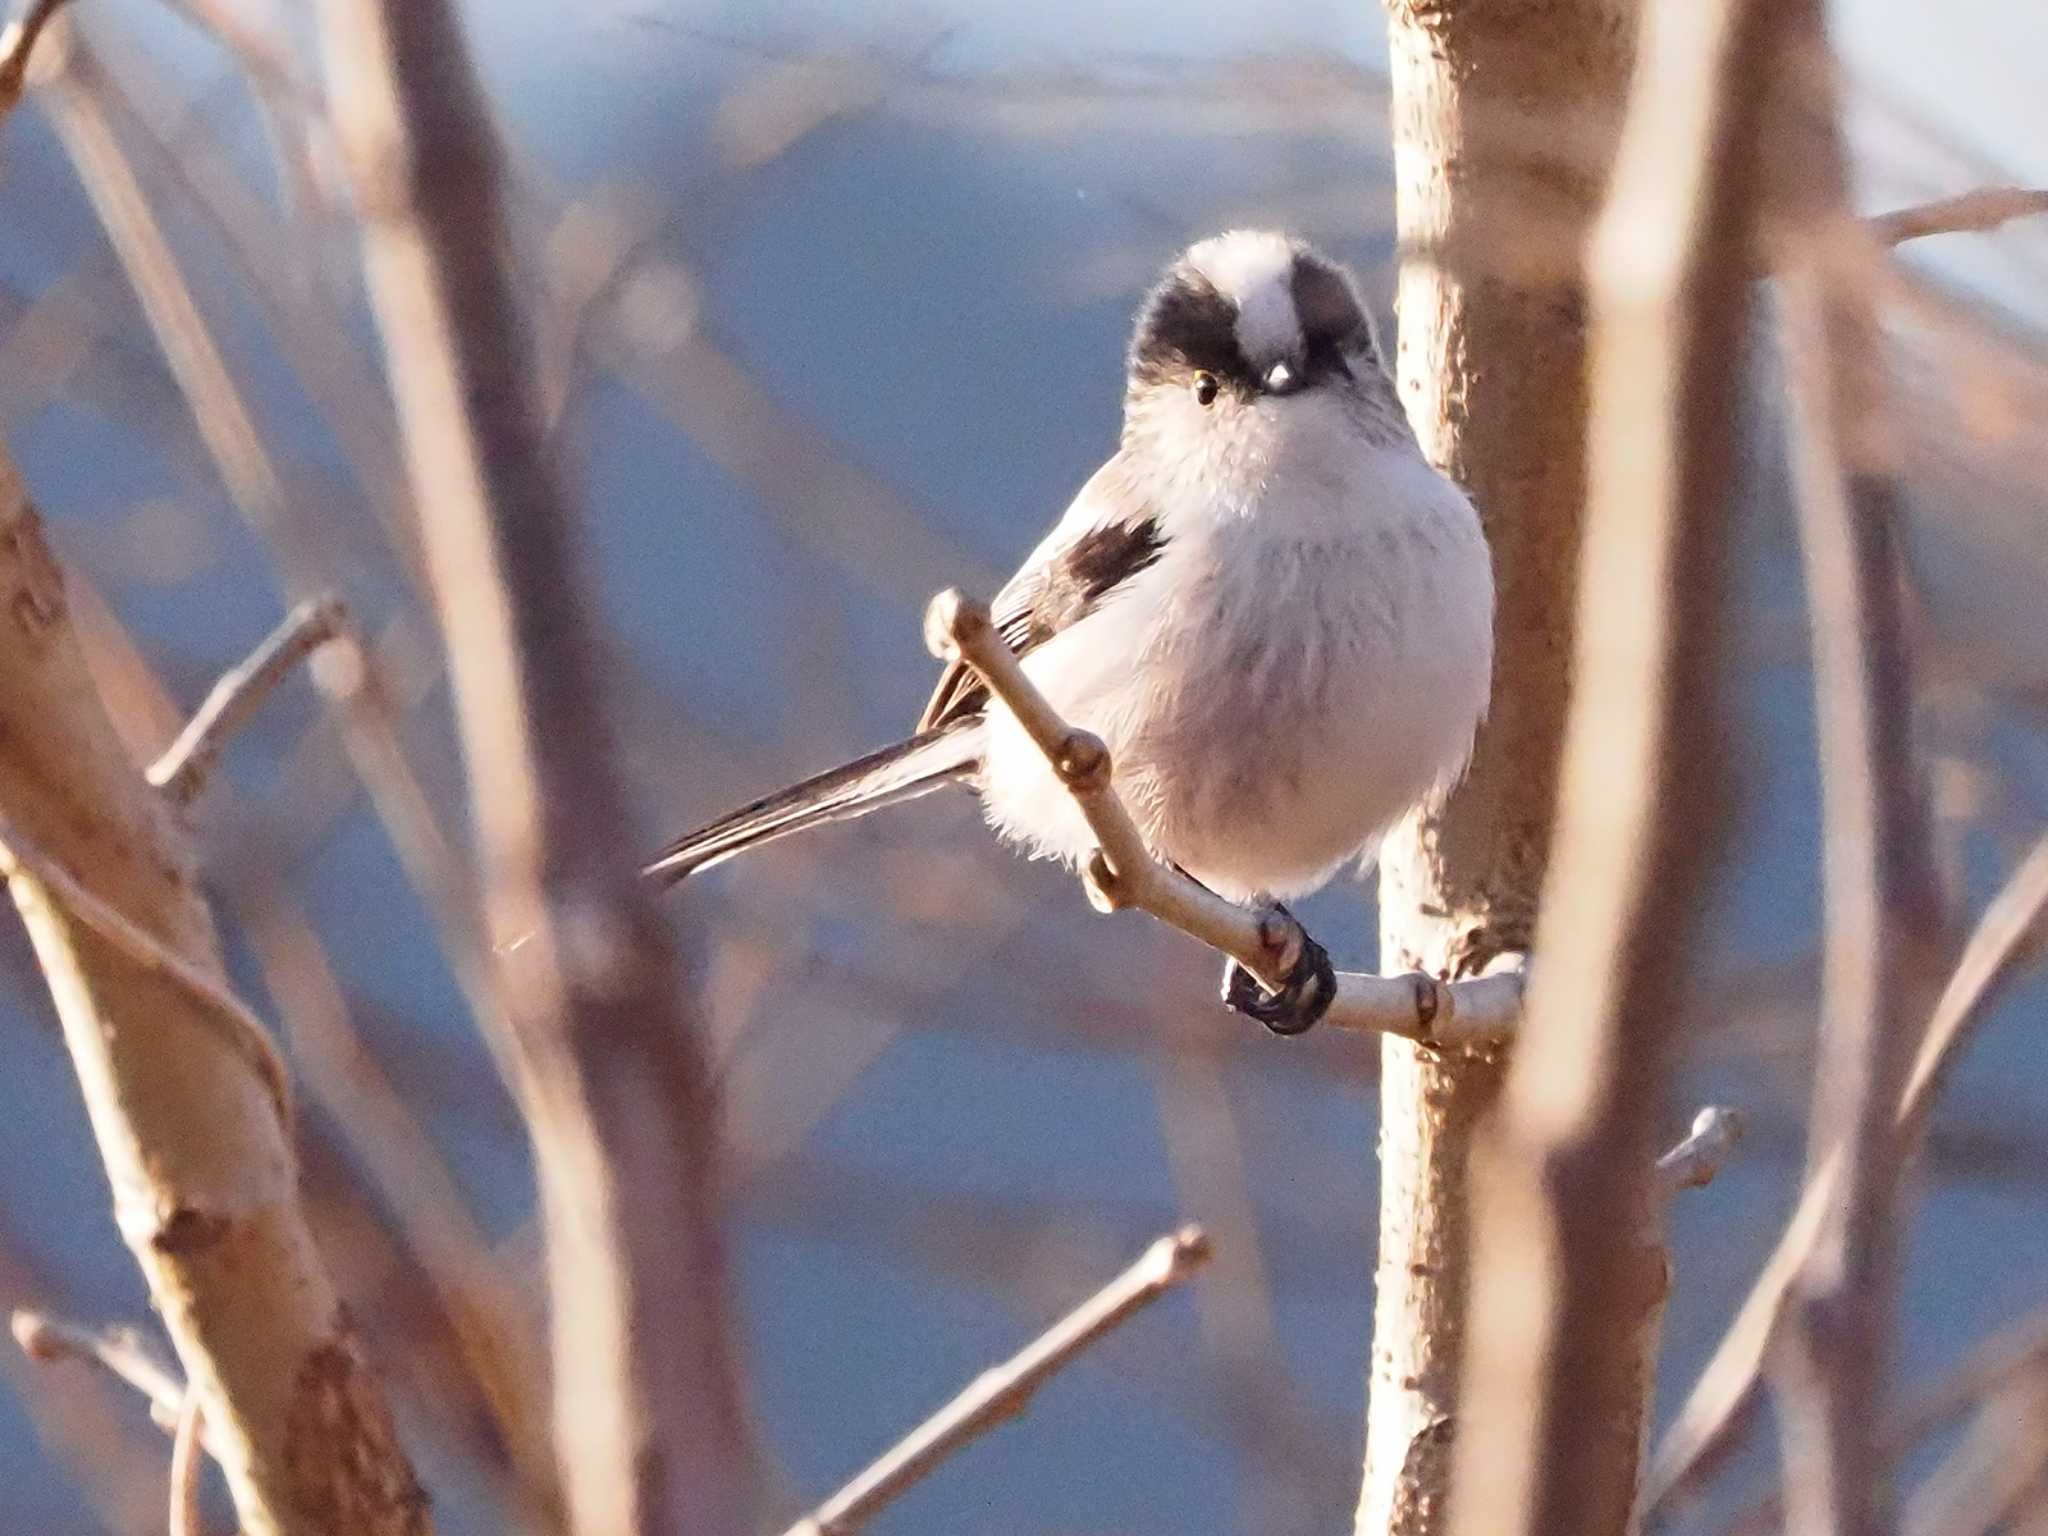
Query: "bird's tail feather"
642 720 984 886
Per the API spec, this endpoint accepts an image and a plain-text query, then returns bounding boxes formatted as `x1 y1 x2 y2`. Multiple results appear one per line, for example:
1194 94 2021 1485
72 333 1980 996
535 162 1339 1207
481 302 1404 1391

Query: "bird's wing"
918 455 1165 732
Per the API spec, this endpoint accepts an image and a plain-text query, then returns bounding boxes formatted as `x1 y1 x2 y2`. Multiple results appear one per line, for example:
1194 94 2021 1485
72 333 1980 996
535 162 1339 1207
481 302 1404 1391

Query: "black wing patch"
917 513 1166 732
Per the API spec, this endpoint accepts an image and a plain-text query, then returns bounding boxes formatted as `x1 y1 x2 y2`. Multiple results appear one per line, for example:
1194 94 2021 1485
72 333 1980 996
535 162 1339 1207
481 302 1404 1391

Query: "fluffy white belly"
977 472 1492 903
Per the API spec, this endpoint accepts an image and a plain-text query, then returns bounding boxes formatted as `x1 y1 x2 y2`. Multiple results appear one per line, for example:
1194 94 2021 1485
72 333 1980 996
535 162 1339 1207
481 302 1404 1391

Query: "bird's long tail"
642 719 985 886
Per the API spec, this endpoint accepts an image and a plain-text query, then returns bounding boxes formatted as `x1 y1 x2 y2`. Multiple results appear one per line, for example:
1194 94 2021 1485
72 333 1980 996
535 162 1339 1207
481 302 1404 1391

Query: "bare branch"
148 596 349 804
0 0 70 114
784 1226 1212 1536
1867 186 2048 247
1444 0 1775 1532
0 810 290 1125
170 1396 205 1536
1643 827 2048 1521
1 456 429 1536
1896 828 2048 1135
316 0 757 1531
924 589 1523 1046
12 1311 188 1431
1655 1107 1749 1199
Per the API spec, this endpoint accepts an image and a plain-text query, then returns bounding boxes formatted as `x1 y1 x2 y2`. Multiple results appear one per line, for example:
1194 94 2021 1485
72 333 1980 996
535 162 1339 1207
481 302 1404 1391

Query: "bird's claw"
1221 923 1336 1037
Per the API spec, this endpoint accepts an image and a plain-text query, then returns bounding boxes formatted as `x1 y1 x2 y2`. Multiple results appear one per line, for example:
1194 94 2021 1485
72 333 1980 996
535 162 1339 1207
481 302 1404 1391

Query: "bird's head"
1121 231 1402 467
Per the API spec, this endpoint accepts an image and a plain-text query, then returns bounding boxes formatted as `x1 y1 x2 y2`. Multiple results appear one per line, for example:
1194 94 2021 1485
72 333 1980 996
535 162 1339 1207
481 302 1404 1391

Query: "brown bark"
1361 3 1635 1531
1443 0 1775 1530
0 456 430 1535
317 1 758 1532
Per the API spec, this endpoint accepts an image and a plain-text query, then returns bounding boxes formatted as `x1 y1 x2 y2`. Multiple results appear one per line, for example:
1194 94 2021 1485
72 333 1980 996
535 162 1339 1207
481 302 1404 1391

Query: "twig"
1867 187 2048 247
170 1395 206 1536
1643 826 2048 1522
1656 1107 1749 1199
0 810 292 1125
318 1 757 1532
11 1311 188 1431
783 1226 1212 1536
924 590 1523 1047
1897 1306 2048 1449
0 0 70 114
1896 828 2048 1137
148 596 350 804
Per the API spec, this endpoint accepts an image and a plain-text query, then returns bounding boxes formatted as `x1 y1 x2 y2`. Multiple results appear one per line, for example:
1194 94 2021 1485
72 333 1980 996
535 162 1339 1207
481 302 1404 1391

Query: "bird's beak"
1263 359 1304 396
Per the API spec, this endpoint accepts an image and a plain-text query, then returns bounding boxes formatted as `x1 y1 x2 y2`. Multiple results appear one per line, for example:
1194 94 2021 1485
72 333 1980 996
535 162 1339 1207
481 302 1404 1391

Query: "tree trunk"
1360 4 1636 1533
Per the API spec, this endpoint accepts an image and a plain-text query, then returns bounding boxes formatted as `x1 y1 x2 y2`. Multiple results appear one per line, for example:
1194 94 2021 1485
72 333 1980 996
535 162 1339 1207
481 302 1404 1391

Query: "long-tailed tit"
646 231 1495 1033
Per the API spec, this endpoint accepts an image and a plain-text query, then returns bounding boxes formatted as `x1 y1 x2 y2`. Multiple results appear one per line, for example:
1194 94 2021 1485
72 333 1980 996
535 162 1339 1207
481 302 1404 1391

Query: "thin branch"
0 0 70 113
170 1395 205 1536
11 1311 188 1431
1656 1107 1749 1199
1867 186 2048 247
784 1226 1212 1536
1643 826 2048 1522
1895 827 2048 1138
924 589 1523 1047
0 810 291 1124
148 596 349 804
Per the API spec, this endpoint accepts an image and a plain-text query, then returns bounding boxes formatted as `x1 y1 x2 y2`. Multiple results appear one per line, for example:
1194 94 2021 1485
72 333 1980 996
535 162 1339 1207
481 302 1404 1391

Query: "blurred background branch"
318 1 756 1533
1445 0 1771 1533
1766 9 1951 1534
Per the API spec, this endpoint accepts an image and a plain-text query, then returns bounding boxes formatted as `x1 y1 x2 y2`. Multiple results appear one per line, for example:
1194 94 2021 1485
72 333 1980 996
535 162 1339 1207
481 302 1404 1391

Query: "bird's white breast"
978 404 1493 904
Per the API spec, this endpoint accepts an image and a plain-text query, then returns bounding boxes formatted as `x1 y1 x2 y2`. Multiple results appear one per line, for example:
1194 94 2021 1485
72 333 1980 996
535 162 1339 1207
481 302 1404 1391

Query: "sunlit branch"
926 589 1523 1047
784 1226 1211 1536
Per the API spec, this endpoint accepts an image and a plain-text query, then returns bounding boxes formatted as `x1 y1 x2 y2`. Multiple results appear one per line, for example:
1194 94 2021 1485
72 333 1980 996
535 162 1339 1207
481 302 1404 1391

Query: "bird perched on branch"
646 231 1494 1033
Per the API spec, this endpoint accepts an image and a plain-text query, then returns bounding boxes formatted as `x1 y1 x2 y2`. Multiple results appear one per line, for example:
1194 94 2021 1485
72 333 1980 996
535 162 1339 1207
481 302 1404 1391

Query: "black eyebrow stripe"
1289 255 1367 350
1128 270 1255 390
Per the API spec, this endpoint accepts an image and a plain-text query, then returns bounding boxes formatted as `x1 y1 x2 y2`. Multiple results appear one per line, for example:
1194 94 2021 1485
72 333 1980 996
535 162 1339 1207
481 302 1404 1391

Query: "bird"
644 230 1494 1033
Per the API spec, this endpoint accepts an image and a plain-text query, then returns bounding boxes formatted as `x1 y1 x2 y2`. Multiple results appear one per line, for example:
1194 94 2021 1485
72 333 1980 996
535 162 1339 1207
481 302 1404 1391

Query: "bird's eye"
1192 372 1219 407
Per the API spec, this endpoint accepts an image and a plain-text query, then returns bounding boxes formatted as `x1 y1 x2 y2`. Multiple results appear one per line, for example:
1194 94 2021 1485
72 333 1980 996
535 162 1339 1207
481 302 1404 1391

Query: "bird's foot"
1221 904 1335 1037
